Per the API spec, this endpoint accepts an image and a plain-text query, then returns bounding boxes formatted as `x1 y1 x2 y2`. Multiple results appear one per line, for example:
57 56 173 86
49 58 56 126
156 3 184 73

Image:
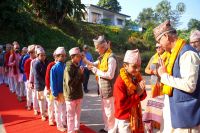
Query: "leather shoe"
99 129 108 133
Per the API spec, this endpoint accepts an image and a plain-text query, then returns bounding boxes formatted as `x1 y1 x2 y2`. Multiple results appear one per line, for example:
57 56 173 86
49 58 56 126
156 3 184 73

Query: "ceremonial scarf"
97 48 112 71
151 52 170 97
120 68 144 133
95 48 112 81
152 51 170 64
162 38 186 96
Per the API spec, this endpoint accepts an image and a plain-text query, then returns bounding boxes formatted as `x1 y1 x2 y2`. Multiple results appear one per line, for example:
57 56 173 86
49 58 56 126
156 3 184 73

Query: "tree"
136 8 157 28
136 1 186 28
155 0 186 27
0 0 31 29
143 27 156 49
188 19 200 30
97 0 121 13
176 2 186 14
72 0 86 21
28 0 85 23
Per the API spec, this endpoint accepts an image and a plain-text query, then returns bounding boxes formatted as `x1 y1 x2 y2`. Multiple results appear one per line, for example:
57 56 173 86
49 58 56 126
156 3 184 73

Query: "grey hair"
166 30 177 38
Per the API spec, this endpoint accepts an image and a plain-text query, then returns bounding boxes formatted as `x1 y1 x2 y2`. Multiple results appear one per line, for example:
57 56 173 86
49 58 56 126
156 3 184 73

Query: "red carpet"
0 84 96 133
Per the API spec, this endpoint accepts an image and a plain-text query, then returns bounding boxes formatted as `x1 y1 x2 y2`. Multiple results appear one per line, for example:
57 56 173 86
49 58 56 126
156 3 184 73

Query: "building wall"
85 5 128 27
114 14 127 27
87 6 103 24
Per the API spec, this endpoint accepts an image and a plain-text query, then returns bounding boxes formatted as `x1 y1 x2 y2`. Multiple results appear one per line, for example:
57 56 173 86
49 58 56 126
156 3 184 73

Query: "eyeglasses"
40 54 46 57
156 33 167 44
156 46 161 49
190 41 200 44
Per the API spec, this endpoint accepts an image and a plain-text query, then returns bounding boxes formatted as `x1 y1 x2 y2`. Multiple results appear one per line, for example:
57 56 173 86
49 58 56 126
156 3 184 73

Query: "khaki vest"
99 53 119 99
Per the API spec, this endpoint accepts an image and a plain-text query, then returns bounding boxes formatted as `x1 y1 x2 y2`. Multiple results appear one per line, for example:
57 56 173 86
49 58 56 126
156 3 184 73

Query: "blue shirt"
50 61 66 97
80 51 93 67
19 54 30 81
20 54 30 73
0 52 5 67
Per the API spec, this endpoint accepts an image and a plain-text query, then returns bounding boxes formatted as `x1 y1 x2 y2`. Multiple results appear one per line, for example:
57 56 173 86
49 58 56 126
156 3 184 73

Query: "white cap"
13 41 19 46
156 43 161 47
6 43 12 49
36 47 45 55
27 45 35 52
35 45 42 52
22 47 28 52
93 35 106 46
54 47 66 55
190 30 200 42
83 45 88 49
123 49 141 65
13 41 19 49
69 47 80 56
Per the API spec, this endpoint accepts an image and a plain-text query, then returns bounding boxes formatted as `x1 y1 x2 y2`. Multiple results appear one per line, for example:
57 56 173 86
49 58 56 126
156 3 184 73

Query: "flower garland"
119 68 142 95
119 67 144 133
120 68 136 95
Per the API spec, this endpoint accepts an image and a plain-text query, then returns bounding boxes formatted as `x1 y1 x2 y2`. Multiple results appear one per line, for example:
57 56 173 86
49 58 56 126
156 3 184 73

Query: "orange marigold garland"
119 67 144 133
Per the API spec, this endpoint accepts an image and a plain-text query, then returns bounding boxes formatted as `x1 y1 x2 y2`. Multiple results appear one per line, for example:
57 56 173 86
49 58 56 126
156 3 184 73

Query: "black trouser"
83 68 90 91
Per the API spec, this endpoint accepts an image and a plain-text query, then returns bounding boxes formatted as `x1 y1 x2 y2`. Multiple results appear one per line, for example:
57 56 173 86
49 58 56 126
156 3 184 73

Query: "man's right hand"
29 82 34 89
46 90 50 95
87 64 93 70
54 96 58 100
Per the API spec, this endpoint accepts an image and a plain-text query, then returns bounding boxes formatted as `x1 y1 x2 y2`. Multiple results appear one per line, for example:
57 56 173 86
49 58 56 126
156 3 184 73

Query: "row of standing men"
0 21 200 133
0 42 94 132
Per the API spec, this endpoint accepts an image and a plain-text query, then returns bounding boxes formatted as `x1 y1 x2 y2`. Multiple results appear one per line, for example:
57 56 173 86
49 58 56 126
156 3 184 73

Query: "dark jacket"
63 61 84 101
33 59 47 91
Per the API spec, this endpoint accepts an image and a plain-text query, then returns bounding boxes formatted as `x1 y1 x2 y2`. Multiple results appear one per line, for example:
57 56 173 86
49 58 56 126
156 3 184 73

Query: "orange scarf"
120 68 144 133
162 38 186 96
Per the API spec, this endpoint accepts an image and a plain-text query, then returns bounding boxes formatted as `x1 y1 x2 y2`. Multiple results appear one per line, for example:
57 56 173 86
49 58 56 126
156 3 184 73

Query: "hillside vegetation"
0 0 192 73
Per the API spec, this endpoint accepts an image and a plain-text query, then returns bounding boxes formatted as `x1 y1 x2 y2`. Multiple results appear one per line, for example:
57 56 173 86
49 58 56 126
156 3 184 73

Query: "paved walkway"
0 75 152 133
81 75 152 132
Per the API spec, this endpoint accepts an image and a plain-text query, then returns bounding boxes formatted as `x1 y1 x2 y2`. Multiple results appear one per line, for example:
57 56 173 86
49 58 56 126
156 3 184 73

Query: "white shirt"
91 57 116 79
89 57 117 89
161 51 200 93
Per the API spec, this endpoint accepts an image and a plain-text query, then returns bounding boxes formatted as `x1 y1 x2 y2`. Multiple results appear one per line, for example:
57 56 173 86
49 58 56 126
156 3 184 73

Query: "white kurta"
160 51 200 132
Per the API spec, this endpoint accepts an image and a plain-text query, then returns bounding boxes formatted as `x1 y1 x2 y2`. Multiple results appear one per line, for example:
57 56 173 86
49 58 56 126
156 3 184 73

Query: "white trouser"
32 89 39 111
113 119 131 133
21 81 26 96
37 91 46 116
14 77 21 97
25 81 32 107
172 124 200 133
23 80 27 96
54 100 67 128
66 99 82 133
46 95 54 122
101 97 115 133
161 95 172 133
17 81 25 97
9 77 15 93
4 76 8 84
